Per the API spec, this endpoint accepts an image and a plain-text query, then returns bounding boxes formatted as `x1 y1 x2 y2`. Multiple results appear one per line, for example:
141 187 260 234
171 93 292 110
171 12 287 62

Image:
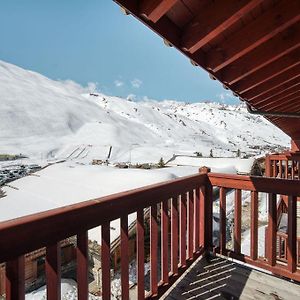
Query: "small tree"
158 157 165 168
236 149 241 158
209 149 213 158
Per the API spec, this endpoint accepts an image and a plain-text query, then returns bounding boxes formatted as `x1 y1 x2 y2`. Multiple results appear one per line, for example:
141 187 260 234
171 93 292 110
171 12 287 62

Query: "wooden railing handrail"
208 173 300 196
0 173 207 263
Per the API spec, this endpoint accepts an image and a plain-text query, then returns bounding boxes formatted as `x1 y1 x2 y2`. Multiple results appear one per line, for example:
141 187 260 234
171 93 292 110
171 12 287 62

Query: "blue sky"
0 0 238 104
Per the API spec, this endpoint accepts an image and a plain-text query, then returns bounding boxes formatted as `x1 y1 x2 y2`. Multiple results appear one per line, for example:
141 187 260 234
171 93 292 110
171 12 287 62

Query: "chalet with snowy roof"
1 1 300 299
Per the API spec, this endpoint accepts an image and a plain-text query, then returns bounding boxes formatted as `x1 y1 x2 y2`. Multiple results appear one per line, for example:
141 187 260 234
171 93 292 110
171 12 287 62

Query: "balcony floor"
164 256 300 300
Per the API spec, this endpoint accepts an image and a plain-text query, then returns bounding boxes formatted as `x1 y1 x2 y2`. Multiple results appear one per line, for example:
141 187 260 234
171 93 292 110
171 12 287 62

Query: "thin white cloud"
131 78 143 89
114 80 124 88
216 92 235 103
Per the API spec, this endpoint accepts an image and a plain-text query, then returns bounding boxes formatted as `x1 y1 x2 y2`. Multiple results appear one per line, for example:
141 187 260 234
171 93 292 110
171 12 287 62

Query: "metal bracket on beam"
246 103 300 118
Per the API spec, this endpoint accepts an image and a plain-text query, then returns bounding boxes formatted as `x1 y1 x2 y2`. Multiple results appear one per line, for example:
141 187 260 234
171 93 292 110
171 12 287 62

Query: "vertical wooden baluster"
194 188 200 252
180 193 187 267
6 256 25 300
150 204 158 296
298 161 300 179
121 216 129 300
187 190 194 260
101 222 111 300
265 155 271 177
199 186 205 248
137 209 145 300
199 167 213 251
285 159 288 179
288 196 297 273
268 194 277 266
273 160 277 178
171 195 179 275
291 161 295 179
219 187 226 255
161 199 169 284
234 189 241 254
77 232 88 300
251 191 258 260
46 243 61 300
279 160 282 178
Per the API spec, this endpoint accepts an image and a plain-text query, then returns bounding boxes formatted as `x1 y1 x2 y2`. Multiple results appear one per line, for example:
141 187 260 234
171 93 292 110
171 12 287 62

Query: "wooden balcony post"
265 155 271 177
171 195 179 275
150 204 158 296
250 191 258 260
136 209 145 300
219 187 227 255
6 256 25 300
199 167 212 252
101 222 111 300
121 215 129 300
287 196 297 273
46 242 61 299
267 194 277 266
234 189 242 254
77 232 89 300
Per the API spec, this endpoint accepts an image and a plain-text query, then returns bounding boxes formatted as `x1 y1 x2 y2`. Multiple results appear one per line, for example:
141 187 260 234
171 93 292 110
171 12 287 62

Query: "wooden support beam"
181 0 263 53
261 96 300 113
220 22 300 84
258 92 300 111
139 0 178 23
249 79 300 106
206 0 300 72
254 82 300 107
291 139 300 152
232 48 300 93
241 65 300 101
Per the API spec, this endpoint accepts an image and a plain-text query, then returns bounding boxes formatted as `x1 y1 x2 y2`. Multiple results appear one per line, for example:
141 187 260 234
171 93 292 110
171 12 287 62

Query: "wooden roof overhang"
113 0 300 141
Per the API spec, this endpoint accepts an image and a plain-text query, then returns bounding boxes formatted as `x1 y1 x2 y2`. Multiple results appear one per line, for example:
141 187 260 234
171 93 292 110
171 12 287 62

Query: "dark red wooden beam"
181 0 263 53
259 91 300 109
241 65 300 101
264 101 300 116
220 22 300 84
139 0 178 23
249 79 300 106
206 0 300 72
246 80 300 105
232 48 300 93
260 95 300 112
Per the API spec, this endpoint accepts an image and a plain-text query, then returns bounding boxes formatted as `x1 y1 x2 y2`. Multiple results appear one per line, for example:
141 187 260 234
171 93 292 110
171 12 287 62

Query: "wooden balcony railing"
0 169 300 299
208 173 300 282
266 152 300 179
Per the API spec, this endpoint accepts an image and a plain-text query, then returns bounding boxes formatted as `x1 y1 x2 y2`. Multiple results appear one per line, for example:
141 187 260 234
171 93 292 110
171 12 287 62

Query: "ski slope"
0 60 289 165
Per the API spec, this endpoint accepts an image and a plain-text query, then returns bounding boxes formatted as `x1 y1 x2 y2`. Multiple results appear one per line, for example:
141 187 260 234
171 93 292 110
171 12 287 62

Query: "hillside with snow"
0 60 289 164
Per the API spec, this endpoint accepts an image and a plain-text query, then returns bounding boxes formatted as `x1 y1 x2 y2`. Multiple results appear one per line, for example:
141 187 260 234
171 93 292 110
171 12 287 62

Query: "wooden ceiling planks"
113 0 300 139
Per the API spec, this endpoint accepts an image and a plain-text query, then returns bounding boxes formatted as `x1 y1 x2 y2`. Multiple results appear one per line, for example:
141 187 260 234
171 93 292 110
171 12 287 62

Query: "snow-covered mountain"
0 60 289 163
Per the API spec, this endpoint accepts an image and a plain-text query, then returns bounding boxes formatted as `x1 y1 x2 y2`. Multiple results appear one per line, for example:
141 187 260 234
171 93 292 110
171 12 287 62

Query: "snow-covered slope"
0 60 289 163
